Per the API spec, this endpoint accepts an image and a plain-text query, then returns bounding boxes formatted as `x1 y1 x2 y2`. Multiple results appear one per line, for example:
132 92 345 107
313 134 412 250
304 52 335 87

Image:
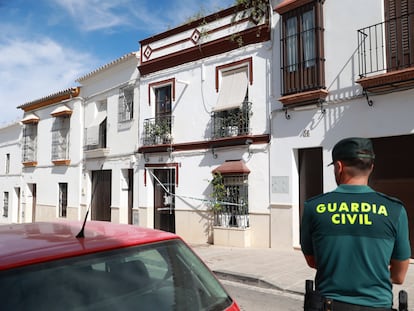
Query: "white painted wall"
0 122 22 223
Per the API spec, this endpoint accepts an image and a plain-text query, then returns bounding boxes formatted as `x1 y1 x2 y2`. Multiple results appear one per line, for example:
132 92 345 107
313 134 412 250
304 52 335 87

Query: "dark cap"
330 137 375 165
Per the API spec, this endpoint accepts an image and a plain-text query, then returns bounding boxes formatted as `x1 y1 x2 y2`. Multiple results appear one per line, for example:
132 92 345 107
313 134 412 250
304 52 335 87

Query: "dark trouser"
304 280 400 311
304 291 395 311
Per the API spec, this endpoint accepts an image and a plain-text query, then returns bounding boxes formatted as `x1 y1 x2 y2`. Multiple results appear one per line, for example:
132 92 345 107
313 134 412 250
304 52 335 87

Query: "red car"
0 221 240 311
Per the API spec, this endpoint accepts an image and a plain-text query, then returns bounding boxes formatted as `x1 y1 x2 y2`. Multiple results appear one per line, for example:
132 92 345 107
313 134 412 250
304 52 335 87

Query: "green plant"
210 172 227 212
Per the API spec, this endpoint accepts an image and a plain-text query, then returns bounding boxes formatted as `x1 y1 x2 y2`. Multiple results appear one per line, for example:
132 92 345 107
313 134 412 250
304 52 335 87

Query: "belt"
324 298 395 311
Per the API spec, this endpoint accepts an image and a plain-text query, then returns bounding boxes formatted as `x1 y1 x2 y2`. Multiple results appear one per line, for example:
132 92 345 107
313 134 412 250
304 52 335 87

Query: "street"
221 279 303 311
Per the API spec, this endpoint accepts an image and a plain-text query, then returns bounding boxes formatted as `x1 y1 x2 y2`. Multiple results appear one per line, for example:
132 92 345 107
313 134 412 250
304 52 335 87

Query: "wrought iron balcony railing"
142 115 173 146
358 11 414 78
211 101 252 139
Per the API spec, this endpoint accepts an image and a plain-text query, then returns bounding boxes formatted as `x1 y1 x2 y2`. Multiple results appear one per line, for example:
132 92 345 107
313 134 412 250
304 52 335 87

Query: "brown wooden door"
91 170 112 221
298 147 323 222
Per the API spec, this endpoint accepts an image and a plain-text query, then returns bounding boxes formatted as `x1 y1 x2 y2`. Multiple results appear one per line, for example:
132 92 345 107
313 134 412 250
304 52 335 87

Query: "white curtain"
302 10 315 68
286 17 298 72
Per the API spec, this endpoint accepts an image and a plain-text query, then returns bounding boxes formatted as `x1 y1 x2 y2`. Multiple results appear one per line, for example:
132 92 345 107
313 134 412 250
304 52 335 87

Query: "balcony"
211 102 251 139
357 11 414 93
142 115 173 146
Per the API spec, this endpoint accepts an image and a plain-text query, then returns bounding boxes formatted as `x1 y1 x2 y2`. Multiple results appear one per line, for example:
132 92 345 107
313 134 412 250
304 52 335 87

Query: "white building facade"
76 52 140 225
270 0 414 251
0 122 22 223
17 88 84 222
136 3 272 247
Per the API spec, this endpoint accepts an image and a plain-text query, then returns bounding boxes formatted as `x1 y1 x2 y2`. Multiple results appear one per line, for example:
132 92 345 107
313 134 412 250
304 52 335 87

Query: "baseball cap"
329 137 375 165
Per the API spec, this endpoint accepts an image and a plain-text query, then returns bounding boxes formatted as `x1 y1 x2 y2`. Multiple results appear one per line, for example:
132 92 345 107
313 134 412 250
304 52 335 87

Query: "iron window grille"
118 87 134 122
142 115 173 146
215 175 249 228
3 192 8 218
358 3 414 77
22 123 37 163
51 117 70 161
211 101 252 139
59 183 68 218
279 1 325 96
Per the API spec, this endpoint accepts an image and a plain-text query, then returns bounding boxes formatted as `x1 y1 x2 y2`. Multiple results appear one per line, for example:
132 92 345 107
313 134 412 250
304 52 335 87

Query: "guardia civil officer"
301 137 411 311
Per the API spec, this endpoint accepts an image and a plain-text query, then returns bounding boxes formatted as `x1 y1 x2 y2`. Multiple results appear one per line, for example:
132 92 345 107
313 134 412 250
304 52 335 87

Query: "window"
52 117 70 162
211 161 250 229
3 192 8 218
22 123 38 164
155 85 172 117
385 0 414 71
278 1 325 96
5 153 10 174
86 100 107 150
59 183 68 218
118 87 134 122
212 64 251 138
222 175 249 228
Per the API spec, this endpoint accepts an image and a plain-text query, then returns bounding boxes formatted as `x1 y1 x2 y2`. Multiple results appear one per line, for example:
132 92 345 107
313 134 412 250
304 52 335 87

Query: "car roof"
0 221 180 270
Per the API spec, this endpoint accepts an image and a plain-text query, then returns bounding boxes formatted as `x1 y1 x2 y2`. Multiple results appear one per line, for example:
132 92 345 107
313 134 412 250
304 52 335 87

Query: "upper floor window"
22 123 38 165
278 0 325 96
155 85 172 117
385 0 414 71
52 116 70 163
86 100 107 150
212 62 252 138
118 87 134 122
5 153 10 174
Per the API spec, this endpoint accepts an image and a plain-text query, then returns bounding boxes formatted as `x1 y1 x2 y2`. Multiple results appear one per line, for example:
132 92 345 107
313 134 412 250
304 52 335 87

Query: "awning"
51 105 72 117
212 160 250 175
86 110 107 145
213 68 248 112
21 113 40 124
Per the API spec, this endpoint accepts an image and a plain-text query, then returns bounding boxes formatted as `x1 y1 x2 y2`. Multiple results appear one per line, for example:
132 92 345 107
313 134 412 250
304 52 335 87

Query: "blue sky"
0 0 235 125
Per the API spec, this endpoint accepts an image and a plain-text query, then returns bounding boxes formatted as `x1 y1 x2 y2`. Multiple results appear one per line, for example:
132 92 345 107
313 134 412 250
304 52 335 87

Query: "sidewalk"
191 244 414 309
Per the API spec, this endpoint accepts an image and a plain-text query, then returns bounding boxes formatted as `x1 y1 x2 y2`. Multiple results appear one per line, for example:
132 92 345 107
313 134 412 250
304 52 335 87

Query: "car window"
0 239 233 311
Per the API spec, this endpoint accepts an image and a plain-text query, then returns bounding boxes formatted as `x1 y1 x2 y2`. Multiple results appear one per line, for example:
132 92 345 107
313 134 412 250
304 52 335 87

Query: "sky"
0 0 235 126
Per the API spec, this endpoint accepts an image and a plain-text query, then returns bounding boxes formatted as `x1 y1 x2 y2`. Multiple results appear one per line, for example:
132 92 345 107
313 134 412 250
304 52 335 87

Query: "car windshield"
0 239 233 311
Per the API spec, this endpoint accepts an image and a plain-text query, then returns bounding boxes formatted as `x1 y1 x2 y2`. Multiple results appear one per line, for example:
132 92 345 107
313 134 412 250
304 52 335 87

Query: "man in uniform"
301 137 411 310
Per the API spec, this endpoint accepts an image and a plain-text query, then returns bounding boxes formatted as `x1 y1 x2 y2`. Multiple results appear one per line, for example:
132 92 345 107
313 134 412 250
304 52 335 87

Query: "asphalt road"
222 279 304 311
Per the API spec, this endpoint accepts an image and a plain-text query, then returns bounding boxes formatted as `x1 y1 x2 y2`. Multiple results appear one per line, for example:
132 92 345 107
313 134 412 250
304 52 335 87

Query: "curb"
213 269 304 296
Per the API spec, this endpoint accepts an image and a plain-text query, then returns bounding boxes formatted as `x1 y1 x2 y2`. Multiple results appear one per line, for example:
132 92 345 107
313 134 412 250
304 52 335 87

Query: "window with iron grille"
52 117 70 161
59 183 68 218
118 87 134 122
223 175 249 228
212 101 251 138
3 192 8 218
279 1 325 96
22 123 37 163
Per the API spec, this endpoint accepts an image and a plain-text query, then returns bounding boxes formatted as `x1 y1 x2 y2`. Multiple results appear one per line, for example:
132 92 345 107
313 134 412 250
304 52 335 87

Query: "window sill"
52 159 71 166
279 89 328 107
84 148 110 159
357 67 414 94
22 161 38 167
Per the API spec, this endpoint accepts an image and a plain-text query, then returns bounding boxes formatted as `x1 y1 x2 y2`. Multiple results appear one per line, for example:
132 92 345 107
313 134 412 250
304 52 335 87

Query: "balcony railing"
142 115 173 146
211 102 251 139
358 11 414 77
